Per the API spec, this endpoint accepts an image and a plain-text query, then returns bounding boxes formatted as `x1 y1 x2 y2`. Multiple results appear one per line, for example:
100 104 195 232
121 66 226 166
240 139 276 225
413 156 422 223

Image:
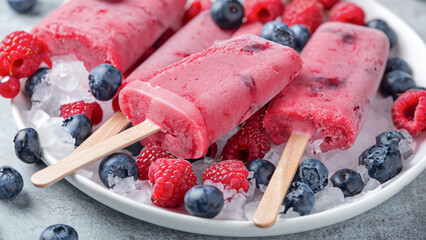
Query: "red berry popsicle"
254 22 390 228
126 11 233 83
264 22 390 152
120 34 303 159
31 34 302 187
31 0 186 73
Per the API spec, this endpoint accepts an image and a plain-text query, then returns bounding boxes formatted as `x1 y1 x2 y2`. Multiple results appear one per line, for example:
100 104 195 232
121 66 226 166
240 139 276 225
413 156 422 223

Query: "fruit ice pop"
264 22 390 152
126 11 233 82
31 0 186 73
231 22 264 38
120 34 303 159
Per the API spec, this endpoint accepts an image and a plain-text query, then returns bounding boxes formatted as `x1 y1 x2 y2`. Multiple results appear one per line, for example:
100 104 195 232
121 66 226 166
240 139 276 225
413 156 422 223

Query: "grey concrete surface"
0 0 425 239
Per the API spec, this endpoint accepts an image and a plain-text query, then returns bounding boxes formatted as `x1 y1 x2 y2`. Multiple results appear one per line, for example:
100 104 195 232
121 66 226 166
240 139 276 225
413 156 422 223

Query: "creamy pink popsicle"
120 34 303 159
126 11 233 82
231 22 264 38
264 22 390 152
31 0 186 73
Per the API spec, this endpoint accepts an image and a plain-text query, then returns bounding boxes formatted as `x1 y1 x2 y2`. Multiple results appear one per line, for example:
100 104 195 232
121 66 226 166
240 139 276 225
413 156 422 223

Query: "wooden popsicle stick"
252 133 310 228
31 119 160 188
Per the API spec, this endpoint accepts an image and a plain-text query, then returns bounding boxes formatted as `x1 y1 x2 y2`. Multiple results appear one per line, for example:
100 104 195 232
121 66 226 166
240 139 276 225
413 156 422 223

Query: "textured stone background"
0 0 425 239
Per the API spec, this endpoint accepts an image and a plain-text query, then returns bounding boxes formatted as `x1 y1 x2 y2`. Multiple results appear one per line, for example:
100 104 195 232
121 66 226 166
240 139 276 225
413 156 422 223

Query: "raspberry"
391 89 426 135
148 158 197 208
136 144 176 180
244 0 284 24
221 126 271 163
317 0 340 10
202 160 250 193
0 31 44 78
241 106 267 129
182 0 212 25
283 0 323 33
329 2 365 26
59 100 103 125
0 75 20 98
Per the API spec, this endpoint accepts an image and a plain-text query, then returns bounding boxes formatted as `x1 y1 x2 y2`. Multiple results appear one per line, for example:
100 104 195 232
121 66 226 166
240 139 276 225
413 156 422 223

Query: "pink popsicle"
126 11 233 82
120 34 303 159
231 22 264 38
31 0 186 73
253 22 390 228
264 22 390 152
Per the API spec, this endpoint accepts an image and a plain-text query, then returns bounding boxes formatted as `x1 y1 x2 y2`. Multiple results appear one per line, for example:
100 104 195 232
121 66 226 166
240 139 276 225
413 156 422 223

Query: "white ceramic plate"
10 0 426 237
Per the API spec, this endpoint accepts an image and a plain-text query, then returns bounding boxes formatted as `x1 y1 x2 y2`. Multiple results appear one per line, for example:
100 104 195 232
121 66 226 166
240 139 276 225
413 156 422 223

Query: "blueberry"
62 114 92 147
25 67 49 99
210 0 244 30
411 86 425 91
123 124 144 156
380 70 416 99
290 24 311 52
184 185 224 218
260 21 296 49
39 224 78 240
245 159 275 189
124 141 143 157
0 166 24 199
294 159 328 193
13 128 42 164
375 130 405 146
7 0 37 13
385 58 412 76
98 153 139 188
331 169 364 197
88 64 122 101
282 181 315 216
359 144 403 182
366 19 397 48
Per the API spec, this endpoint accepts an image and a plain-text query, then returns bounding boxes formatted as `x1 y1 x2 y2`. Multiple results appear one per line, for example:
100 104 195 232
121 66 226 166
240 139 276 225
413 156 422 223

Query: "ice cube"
263 147 283 167
306 139 323 156
27 108 50 129
398 138 413 161
127 180 153 205
363 178 381 192
245 178 256 201
243 200 259 220
191 159 212 184
311 185 344 213
216 192 247 220
357 165 370 183
108 175 138 195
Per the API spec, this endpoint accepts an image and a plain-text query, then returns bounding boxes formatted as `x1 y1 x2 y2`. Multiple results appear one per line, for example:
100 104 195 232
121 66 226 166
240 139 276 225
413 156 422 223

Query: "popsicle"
254 22 390 227
231 22 264 38
126 11 233 83
120 34 303 159
31 0 186 73
31 34 302 187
